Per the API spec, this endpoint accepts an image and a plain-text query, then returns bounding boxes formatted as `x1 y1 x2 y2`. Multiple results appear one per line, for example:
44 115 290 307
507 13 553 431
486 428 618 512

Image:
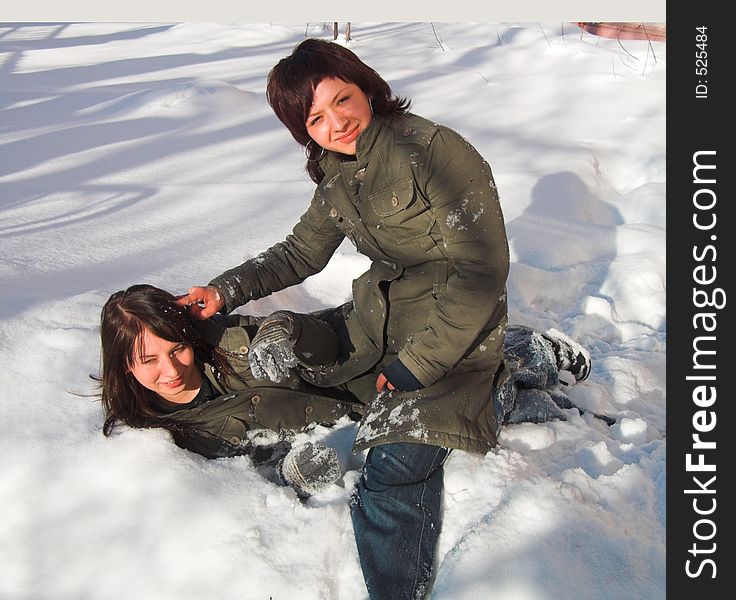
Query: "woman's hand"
376 360 424 393
176 286 225 319
375 373 396 393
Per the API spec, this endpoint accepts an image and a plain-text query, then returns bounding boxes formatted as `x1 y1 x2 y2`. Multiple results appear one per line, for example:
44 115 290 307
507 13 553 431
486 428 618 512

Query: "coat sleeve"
398 127 510 386
209 195 346 313
171 427 290 464
170 427 249 459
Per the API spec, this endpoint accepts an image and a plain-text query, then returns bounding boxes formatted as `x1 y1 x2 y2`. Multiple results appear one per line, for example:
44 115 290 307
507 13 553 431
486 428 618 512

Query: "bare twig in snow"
430 23 445 51
616 26 639 61
642 24 658 65
539 23 552 47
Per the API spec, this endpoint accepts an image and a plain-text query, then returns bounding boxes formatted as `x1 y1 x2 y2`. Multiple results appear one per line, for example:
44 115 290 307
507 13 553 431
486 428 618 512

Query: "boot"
541 328 591 384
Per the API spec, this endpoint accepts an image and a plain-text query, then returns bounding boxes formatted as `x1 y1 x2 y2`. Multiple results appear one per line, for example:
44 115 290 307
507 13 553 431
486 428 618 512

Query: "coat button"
329 208 338 218
251 394 261 405
238 344 249 354
391 195 399 207
403 127 415 137
229 436 241 445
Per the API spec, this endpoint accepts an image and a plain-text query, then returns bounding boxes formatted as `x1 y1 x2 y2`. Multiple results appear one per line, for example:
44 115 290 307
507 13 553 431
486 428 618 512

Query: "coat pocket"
367 178 434 243
214 414 250 447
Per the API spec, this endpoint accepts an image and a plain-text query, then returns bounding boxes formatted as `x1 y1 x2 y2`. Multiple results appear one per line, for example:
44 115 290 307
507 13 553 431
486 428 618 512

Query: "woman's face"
129 328 201 404
306 77 372 155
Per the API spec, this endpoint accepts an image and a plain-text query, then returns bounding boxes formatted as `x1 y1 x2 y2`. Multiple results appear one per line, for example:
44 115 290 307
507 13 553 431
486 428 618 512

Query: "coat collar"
354 113 386 166
319 113 389 173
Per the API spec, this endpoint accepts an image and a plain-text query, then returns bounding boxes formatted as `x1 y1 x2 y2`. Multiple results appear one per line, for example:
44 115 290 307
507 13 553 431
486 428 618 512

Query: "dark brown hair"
266 38 411 183
99 284 236 436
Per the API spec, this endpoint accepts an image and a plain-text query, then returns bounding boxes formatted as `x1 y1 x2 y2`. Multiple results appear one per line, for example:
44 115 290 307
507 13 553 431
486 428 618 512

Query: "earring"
305 139 326 162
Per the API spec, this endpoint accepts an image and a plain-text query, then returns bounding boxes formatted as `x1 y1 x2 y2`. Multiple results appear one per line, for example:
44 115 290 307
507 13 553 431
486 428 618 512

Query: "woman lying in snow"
99 284 593 499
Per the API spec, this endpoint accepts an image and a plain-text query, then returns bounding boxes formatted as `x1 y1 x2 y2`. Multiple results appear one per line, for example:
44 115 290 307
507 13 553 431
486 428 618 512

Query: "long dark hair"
99 284 236 436
266 38 411 183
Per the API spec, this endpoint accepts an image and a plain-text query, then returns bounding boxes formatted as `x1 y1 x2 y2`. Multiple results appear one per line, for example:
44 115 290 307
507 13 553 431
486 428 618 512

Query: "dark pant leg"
280 311 341 365
493 325 569 429
351 442 449 600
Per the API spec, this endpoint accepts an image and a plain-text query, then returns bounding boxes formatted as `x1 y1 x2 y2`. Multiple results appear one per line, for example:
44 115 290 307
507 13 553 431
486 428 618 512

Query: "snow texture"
0 22 665 600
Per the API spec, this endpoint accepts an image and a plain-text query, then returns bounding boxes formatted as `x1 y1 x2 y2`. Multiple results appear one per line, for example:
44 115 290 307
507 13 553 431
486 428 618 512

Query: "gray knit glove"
277 441 341 498
249 311 298 383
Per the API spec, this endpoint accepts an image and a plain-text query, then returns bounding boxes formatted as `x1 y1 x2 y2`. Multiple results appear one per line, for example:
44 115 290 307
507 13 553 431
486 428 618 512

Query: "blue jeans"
350 442 449 600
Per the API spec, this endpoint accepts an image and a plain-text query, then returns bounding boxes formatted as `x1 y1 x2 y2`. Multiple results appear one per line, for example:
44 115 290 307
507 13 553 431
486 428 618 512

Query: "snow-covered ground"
0 22 665 599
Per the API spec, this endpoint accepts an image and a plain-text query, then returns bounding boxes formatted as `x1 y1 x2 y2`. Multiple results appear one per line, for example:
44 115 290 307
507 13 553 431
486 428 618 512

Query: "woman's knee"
362 443 448 489
287 311 341 365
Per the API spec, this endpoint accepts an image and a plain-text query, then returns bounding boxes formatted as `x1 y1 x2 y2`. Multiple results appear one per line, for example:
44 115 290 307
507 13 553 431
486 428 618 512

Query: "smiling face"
306 77 373 155
129 328 202 404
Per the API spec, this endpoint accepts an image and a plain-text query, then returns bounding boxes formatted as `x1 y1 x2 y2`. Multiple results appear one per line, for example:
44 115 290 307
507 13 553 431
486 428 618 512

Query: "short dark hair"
266 38 410 183
98 284 234 436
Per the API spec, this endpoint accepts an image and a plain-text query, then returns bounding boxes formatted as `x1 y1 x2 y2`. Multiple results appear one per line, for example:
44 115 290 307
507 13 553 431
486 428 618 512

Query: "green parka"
210 113 510 454
163 313 363 459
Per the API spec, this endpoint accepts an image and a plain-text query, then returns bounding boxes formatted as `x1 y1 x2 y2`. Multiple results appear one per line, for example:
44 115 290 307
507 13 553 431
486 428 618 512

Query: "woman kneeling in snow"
99 284 593 499
173 37 596 600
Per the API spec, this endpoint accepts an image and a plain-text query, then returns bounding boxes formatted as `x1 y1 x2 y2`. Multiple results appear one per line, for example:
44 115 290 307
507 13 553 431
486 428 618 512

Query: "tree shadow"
0 23 177 49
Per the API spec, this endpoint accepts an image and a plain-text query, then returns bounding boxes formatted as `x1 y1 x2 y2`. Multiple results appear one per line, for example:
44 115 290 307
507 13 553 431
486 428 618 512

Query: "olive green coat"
163 314 362 459
211 113 510 454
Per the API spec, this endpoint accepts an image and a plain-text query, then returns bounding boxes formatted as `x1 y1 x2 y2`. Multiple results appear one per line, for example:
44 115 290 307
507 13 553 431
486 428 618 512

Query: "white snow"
0 22 665 599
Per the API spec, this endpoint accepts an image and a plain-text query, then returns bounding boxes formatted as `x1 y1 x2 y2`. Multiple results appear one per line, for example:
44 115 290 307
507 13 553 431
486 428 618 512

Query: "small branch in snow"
616 27 639 61
642 43 651 75
430 23 446 52
642 25 658 75
539 23 552 47
643 26 658 62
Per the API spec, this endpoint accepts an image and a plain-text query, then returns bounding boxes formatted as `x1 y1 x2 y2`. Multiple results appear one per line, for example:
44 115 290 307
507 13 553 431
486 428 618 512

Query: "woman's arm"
171 426 290 463
180 196 345 317
398 127 510 386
